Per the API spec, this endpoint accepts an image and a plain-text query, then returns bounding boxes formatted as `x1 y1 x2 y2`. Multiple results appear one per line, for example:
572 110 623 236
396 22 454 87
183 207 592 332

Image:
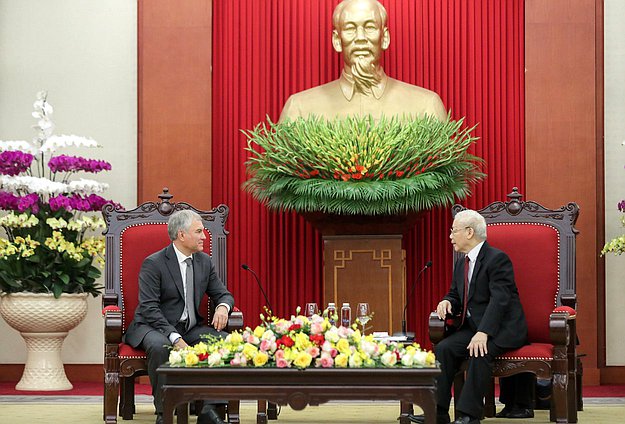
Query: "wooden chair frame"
429 187 579 423
101 189 243 424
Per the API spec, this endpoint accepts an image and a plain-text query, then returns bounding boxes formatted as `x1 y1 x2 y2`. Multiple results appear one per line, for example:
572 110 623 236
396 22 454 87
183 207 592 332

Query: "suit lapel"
165 245 185 299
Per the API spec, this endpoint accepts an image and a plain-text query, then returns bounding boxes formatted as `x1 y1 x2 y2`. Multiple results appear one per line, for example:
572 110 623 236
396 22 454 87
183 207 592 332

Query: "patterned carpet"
0 399 623 424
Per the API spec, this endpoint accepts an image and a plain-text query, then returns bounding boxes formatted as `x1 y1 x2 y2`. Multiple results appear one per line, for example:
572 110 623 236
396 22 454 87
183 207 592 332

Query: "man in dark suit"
409 209 528 424
124 210 235 424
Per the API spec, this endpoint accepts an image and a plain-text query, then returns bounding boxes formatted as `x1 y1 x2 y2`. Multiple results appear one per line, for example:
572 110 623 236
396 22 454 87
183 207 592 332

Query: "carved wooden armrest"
103 306 123 345
549 311 572 348
428 311 445 345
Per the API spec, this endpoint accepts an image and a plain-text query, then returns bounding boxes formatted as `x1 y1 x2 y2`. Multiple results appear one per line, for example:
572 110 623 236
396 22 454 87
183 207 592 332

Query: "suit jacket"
124 244 235 348
443 241 528 349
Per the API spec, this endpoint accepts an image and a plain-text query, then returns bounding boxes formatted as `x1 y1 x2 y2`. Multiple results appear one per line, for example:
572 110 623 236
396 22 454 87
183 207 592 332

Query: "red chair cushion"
487 223 559 344
119 224 213 332
498 342 553 360
102 305 121 316
553 305 576 317
118 343 147 359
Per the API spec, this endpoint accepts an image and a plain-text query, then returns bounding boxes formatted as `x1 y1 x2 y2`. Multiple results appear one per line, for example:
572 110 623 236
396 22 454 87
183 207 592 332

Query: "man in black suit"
124 210 235 424
409 209 528 424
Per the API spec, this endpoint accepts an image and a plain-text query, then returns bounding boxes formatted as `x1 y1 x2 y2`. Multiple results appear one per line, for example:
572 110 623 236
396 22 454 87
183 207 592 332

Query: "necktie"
460 256 470 327
184 258 196 331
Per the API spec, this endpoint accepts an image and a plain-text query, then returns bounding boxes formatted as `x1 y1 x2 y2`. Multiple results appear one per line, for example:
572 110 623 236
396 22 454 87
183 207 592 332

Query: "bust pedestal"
302 212 421 334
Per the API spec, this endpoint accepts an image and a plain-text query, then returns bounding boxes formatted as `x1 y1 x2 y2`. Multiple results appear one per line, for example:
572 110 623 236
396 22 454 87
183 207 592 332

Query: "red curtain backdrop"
212 0 524 347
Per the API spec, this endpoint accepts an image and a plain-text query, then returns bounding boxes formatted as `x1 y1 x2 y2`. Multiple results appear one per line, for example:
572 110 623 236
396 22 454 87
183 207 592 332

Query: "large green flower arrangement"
243 115 483 215
168 310 436 370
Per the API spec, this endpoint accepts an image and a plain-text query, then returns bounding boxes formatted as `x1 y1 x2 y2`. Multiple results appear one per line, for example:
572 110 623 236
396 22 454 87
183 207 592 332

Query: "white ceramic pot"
0 292 88 391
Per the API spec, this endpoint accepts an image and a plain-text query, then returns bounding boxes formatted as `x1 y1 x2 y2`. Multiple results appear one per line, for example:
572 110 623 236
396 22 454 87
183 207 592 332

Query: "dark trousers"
434 326 506 419
141 324 226 414
499 373 535 409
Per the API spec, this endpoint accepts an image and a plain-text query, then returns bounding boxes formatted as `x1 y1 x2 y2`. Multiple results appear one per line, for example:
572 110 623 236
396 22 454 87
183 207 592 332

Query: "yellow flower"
348 353 363 368
253 351 269 367
253 325 265 338
294 332 311 350
184 351 199 366
242 343 258 359
334 353 348 368
46 217 68 229
226 331 243 345
293 351 312 369
336 338 351 355
192 342 208 355
426 351 436 366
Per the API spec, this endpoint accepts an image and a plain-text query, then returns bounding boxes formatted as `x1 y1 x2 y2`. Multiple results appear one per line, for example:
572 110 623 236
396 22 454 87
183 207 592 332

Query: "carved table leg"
257 400 268 424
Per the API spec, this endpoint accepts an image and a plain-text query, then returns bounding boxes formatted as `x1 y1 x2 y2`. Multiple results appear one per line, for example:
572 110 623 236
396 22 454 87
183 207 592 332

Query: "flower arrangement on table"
243 115 483 215
0 91 118 298
168 309 436 369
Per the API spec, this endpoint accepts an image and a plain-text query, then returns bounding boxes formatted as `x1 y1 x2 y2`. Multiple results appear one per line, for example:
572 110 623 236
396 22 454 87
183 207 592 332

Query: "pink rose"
307 346 320 358
319 353 334 368
276 358 290 368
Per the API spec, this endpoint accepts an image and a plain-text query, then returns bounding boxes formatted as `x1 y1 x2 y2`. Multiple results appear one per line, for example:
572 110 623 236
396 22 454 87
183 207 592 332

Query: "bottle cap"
342 303 349 307
328 302 335 306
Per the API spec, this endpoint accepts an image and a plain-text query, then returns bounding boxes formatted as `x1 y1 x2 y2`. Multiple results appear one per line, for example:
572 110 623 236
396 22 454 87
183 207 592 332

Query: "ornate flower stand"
0 292 88 390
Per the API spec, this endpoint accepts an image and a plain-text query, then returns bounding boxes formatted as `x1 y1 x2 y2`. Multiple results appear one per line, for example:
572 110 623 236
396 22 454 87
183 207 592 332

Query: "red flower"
309 169 319 177
288 323 302 332
351 173 362 180
395 170 404 177
355 165 365 172
309 334 325 346
341 174 351 181
198 352 208 361
278 335 295 347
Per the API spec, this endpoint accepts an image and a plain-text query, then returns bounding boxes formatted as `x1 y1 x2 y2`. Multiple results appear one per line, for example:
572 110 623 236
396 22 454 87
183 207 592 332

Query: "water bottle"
326 302 337 326
341 302 351 327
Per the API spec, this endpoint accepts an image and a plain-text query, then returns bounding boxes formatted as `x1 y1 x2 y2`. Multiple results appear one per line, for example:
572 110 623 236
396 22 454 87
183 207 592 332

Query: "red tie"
461 256 470 326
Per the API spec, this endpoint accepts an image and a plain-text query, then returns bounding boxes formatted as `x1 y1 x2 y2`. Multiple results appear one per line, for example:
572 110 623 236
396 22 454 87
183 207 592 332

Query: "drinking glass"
305 302 318 318
356 302 370 335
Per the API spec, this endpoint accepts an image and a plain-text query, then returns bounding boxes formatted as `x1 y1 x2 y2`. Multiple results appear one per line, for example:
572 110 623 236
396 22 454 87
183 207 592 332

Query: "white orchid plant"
0 91 119 298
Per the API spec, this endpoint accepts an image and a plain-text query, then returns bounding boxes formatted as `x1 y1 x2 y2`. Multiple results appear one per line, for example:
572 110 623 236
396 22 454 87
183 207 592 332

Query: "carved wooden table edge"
157 366 440 424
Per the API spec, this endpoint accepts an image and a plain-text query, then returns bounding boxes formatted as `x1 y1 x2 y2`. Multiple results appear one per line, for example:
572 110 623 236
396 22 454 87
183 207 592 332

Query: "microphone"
241 264 273 314
394 260 432 340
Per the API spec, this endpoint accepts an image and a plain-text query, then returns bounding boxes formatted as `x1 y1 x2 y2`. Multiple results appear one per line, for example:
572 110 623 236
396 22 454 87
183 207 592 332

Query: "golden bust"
279 0 447 122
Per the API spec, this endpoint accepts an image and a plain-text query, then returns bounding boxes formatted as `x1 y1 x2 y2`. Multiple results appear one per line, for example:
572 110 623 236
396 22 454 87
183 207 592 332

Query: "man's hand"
436 300 452 320
212 304 229 331
467 331 488 357
174 338 189 350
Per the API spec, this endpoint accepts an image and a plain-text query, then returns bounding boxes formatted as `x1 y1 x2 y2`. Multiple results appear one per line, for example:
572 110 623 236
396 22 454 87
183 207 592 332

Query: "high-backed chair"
101 189 244 424
429 188 579 423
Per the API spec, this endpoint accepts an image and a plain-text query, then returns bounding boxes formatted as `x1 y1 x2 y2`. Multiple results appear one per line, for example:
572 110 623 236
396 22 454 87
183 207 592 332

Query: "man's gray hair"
167 210 202 241
454 209 487 241
333 0 388 29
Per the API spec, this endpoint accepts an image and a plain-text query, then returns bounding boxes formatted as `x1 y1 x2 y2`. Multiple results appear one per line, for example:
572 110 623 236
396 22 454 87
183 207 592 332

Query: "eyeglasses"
450 226 471 234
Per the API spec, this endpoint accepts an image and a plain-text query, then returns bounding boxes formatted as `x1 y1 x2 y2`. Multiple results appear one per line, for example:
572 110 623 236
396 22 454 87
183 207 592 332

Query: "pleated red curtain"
212 0 524 347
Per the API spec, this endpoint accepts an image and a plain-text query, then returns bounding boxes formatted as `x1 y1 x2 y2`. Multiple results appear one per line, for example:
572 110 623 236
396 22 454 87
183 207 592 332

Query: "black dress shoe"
504 407 534 419
406 413 450 424
452 415 480 424
197 407 226 424
155 413 163 424
407 414 425 423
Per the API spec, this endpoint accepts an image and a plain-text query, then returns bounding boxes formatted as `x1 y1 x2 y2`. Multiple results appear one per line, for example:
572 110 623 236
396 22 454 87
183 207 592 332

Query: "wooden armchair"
101 189 244 424
429 188 579 423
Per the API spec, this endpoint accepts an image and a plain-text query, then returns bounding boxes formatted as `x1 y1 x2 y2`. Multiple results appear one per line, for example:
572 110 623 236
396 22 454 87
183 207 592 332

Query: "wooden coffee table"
157 365 440 424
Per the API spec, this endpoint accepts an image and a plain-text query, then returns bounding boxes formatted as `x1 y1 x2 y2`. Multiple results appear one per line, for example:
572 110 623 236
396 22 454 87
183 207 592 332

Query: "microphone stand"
241 264 273 314
393 261 432 340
